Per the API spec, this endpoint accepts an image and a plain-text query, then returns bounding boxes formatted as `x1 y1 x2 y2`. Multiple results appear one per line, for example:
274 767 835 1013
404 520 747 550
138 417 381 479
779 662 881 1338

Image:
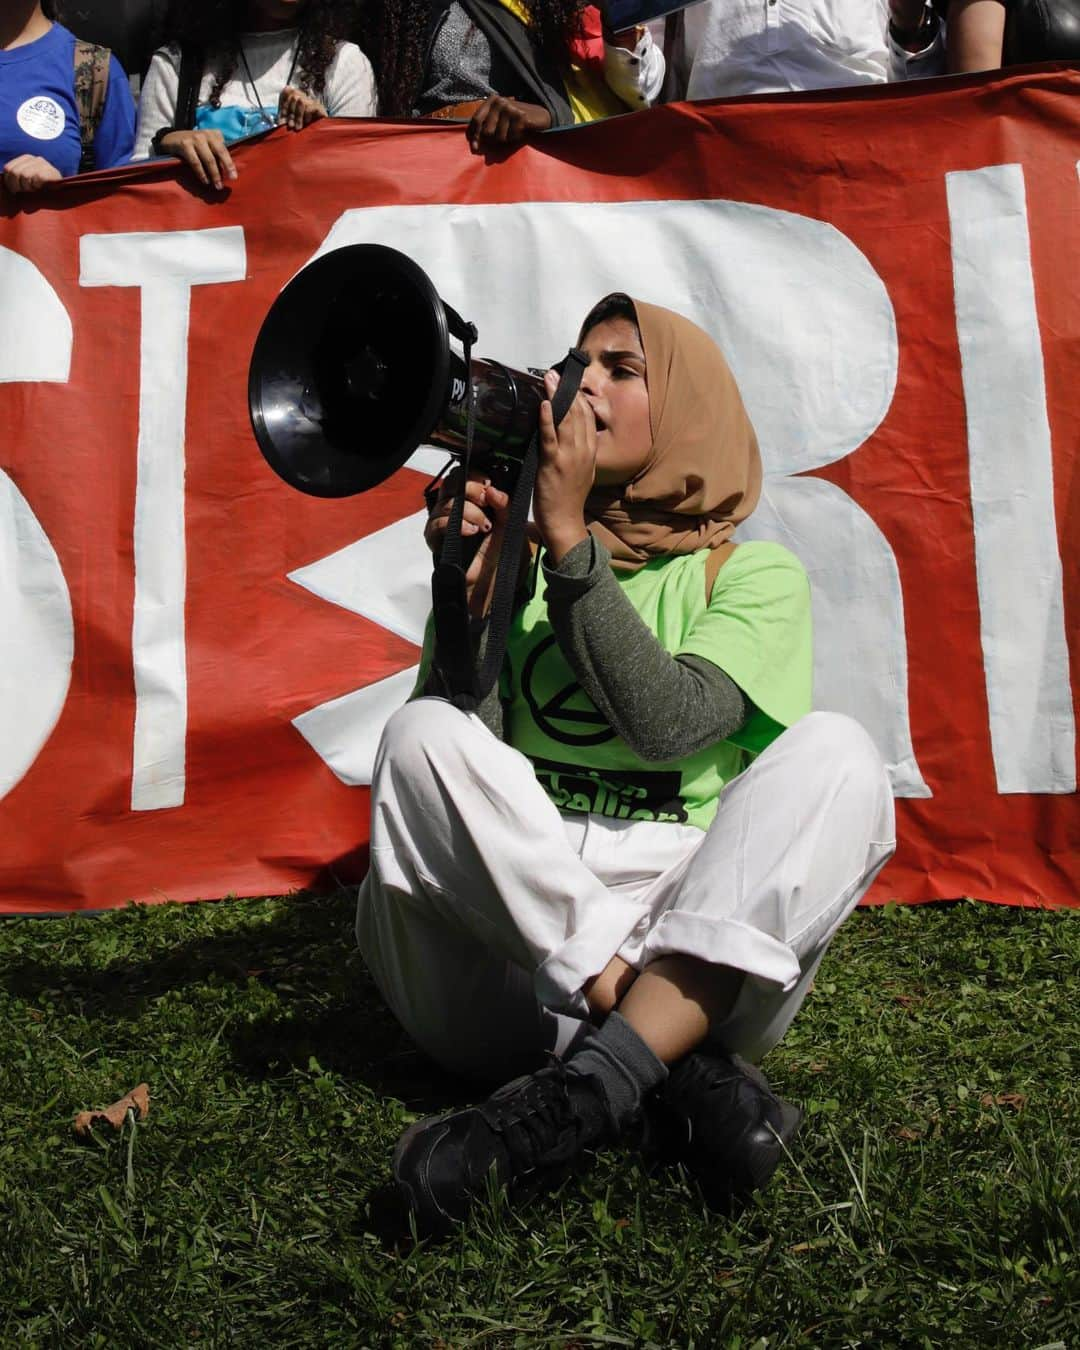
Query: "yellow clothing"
563 64 628 125
495 0 626 124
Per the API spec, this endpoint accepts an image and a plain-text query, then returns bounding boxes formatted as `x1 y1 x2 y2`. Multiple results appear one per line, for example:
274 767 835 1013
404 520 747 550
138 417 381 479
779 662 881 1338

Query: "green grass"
0 894 1076 1348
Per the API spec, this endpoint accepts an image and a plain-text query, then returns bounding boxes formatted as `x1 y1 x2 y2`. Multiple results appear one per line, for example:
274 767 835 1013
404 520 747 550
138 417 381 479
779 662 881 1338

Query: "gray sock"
566 1011 668 1130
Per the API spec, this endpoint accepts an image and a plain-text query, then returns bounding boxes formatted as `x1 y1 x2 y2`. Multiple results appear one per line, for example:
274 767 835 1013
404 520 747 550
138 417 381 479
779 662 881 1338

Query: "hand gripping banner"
1 67 1077 914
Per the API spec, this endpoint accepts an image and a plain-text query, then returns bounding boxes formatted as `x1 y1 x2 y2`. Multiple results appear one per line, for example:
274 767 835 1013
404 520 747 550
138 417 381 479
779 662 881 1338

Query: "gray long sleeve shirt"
539 534 750 761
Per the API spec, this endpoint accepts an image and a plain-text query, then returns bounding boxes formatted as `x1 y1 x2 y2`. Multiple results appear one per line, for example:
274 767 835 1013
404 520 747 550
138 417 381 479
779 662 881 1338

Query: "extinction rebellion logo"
521 635 615 747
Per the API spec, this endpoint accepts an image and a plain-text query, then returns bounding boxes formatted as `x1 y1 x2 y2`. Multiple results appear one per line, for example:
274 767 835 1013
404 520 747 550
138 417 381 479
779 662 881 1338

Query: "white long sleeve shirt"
134 29 376 159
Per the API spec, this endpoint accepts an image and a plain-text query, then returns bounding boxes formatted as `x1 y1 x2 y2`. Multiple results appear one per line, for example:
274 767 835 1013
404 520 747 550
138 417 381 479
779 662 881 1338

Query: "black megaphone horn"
248 244 550 498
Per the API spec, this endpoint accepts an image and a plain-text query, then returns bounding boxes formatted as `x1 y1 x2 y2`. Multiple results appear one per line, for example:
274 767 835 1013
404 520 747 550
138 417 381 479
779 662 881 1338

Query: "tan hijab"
583 298 762 573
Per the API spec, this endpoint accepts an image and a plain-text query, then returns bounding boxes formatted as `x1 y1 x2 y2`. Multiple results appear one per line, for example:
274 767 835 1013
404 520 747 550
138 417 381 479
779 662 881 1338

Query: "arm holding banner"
135 43 237 188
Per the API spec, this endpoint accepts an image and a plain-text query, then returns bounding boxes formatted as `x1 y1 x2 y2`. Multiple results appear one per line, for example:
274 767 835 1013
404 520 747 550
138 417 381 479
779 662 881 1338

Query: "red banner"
1 67 1077 914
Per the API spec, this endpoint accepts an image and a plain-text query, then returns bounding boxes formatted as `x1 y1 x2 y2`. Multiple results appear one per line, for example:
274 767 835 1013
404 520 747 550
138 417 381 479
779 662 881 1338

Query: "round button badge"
16 96 66 141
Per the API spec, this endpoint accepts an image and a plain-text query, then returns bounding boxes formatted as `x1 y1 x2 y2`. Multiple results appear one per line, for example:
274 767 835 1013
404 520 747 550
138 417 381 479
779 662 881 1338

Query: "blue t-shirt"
0 23 135 176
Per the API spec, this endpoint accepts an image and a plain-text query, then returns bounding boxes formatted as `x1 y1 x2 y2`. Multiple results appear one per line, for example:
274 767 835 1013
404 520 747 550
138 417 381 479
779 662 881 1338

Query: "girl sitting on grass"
356 293 896 1236
134 0 375 187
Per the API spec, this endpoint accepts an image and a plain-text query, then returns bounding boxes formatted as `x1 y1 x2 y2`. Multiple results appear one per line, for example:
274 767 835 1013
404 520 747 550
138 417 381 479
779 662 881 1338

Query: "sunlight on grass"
1 895 1076 1345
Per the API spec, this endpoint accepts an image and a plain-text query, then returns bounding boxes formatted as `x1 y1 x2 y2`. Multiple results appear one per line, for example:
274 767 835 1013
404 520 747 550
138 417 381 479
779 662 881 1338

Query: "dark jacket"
421 0 575 127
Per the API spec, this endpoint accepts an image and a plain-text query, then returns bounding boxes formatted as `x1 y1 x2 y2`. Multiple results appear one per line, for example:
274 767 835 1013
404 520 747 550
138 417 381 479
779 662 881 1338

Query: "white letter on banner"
80 229 247 811
946 165 1075 793
0 245 72 383
287 200 926 796
0 248 74 802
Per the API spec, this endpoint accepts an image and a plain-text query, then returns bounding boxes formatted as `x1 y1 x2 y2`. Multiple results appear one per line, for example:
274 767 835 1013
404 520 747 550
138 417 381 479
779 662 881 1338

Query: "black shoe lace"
673 1052 740 1100
484 1062 586 1178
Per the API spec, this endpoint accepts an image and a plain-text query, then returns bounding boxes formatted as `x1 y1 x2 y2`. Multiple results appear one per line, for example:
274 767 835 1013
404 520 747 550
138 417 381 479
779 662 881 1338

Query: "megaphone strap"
432 322 482 700
475 347 588 694
433 346 590 709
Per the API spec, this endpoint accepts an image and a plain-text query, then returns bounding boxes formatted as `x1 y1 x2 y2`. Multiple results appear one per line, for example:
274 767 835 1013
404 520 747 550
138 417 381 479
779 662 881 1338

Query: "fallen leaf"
894 1126 922 1141
73 1083 150 1137
979 1091 1027 1112
808 1062 828 1074
892 993 916 1007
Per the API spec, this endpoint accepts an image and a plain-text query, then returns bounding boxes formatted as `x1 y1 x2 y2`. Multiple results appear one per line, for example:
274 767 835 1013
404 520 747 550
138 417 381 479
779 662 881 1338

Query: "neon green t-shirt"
501 541 813 831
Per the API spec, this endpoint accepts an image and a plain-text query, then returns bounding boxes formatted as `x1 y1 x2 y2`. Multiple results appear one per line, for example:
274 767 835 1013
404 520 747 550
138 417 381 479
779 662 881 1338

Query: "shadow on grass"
229 998 481 1111
0 890 481 1114
1 891 354 1004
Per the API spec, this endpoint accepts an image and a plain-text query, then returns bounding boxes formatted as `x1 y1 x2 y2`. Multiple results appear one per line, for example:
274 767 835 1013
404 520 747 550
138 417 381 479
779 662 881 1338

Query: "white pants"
356 701 896 1080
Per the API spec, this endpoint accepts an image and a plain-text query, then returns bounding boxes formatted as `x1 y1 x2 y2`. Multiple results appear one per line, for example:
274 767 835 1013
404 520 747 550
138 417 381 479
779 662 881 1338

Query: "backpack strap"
73 40 111 173
175 42 205 131
705 542 736 603
661 10 687 102
663 11 684 53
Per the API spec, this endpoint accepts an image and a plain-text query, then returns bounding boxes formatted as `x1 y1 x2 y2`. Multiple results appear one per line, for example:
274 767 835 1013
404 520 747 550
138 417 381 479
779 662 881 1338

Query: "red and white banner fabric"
2 68 1077 914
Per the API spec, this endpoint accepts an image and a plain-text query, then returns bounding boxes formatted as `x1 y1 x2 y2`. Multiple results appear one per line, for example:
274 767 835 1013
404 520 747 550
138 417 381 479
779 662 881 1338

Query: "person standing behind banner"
660 0 943 98
945 0 1080 70
361 1 663 150
133 0 376 188
1 0 135 195
55 0 171 94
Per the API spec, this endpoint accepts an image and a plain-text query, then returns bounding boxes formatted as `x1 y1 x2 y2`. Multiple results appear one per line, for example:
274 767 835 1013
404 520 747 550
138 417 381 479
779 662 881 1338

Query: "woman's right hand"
157 129 238 189
2 155 62 194
467 96 552 153
424 470 511 617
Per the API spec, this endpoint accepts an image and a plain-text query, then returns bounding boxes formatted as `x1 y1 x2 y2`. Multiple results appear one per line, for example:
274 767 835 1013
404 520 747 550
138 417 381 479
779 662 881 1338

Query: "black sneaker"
393 1061 615 1237
651 1051 802 1210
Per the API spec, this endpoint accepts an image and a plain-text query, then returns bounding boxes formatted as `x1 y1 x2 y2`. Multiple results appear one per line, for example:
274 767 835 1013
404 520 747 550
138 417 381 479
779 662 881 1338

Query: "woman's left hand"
3 155 62 194
533 368 595 564
277 86 327 131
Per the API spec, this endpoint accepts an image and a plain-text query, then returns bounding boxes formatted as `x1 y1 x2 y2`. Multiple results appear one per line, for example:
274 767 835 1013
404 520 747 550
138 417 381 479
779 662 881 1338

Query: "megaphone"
248 244 547 498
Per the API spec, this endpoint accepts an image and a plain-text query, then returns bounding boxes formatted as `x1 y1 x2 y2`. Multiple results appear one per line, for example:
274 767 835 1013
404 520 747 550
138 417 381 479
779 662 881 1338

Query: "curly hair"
162 0 357 104
361 0 589 118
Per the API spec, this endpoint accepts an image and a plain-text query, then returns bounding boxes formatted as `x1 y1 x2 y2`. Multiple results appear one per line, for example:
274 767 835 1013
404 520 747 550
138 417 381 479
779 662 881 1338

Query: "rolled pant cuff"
640 911 802 991
535 906 652 1016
